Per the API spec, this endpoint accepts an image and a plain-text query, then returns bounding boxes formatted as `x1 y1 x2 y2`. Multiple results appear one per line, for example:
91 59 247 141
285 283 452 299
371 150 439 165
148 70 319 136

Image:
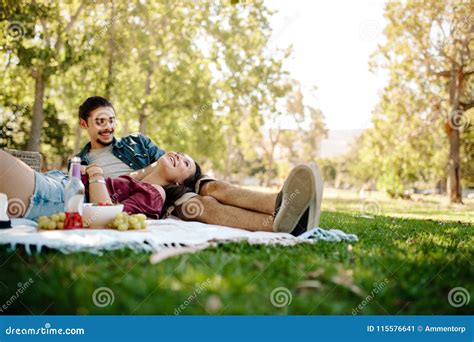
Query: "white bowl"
82 204 124 228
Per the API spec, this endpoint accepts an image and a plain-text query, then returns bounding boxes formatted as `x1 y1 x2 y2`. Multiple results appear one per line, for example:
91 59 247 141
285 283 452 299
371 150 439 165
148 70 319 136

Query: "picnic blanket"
0 218 358 259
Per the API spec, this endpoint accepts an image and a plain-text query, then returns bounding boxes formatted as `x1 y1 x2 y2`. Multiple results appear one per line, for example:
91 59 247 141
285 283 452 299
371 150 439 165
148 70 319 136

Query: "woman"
0 150 201 220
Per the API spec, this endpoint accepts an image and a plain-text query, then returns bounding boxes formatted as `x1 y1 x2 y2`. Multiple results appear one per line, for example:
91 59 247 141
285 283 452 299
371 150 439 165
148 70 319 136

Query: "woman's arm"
87 166 113 204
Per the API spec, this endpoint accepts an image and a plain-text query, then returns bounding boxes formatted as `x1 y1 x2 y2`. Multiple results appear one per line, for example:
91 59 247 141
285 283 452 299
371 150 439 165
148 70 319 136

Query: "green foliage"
1 0 320 175
346 0 473 196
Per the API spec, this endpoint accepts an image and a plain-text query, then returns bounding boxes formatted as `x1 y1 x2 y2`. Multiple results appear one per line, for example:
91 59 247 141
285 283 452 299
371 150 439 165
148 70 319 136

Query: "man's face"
80 106 116 147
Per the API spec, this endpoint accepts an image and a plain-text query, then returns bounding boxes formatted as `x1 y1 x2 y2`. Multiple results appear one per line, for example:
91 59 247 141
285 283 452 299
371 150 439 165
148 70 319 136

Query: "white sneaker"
272 165 315 233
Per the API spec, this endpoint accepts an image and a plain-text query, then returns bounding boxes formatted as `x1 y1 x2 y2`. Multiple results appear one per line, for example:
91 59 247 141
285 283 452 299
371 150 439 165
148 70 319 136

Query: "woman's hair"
161 162 203 217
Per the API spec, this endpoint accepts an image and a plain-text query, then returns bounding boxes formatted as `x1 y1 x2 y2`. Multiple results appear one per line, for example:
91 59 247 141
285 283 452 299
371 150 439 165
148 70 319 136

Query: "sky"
266 0 389 130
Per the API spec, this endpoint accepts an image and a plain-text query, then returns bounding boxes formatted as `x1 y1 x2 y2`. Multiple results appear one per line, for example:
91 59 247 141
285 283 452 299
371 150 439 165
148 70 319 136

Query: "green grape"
117 223 128 231
51 214 59 222
140 221 146 229
38 216 48 223
57 222 64 230
129 218 138 230
135 214 146 222
41 219 50 229
48 221 56 230
58 212 66 222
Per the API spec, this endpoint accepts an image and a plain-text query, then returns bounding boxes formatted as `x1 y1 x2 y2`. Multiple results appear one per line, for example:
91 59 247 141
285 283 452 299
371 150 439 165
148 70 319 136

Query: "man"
75 96 323 235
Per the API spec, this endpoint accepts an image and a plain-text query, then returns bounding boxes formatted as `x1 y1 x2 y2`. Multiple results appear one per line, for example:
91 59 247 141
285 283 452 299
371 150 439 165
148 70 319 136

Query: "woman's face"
157 151 196 184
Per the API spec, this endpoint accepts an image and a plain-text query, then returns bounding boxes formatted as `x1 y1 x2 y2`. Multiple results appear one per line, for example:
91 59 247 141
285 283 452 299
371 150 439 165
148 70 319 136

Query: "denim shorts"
24 170 69 221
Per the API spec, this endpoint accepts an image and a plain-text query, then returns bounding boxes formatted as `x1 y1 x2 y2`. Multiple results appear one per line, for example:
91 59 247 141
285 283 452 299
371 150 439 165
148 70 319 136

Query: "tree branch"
464 70 474 77
54 2 86 52
429 69 451 77
460 101 474 111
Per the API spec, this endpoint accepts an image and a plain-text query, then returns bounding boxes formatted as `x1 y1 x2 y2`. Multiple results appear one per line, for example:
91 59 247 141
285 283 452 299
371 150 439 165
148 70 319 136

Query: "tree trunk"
139 66 153 134
447 126 462 203
104 0 116 98
26 70 46 152
446 65 463 204
74 123 82 152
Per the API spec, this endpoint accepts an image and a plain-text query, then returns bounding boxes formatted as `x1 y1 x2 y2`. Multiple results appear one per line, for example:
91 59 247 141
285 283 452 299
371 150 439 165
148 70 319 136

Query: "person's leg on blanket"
199 180 277 215
174 195 274 232
0 150 36 217
173 164 320 235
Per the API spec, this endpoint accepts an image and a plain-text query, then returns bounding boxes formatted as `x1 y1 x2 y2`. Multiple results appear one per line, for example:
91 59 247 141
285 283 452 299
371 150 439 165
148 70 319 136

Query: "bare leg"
200 180 278 215
174 195 274 232
0 150 36 217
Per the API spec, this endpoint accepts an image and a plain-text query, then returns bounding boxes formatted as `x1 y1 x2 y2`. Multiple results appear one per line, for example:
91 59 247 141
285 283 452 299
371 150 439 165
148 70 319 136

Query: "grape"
38 216 48 223
117 223 128 231
106 213 147 231
37 212 66 230
135 214 146 222
38 220 47 230
129 218 139 230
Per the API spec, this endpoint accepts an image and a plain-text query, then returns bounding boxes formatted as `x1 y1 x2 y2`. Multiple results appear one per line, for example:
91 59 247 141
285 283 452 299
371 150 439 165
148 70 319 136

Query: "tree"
1 1 91 151
371 0 473 203
1 0 295 176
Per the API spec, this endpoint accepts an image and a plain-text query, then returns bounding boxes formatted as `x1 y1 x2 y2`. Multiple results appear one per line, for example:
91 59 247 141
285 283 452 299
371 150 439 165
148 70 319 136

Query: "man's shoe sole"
273 165 315 233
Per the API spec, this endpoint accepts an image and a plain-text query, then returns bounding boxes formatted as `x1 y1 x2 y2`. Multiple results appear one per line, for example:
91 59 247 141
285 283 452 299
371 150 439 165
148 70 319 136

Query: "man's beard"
95 129 114 147
96 138 114 147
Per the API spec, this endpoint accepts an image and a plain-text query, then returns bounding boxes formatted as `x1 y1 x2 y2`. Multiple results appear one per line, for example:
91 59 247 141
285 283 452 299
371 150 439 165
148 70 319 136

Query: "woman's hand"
86 165 105 181
86 165 104 180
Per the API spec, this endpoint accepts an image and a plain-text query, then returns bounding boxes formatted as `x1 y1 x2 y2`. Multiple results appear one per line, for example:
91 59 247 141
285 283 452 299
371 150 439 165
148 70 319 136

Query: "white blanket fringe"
0 218 357 256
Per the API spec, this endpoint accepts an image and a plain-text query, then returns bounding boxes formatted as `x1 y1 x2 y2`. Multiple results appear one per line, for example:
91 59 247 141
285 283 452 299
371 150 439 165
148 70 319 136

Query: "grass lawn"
0 191 472 315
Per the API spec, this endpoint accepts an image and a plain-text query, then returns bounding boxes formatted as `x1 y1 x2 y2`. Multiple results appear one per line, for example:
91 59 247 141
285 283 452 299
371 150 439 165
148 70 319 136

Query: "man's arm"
128 161 158 181
142 135 165 162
